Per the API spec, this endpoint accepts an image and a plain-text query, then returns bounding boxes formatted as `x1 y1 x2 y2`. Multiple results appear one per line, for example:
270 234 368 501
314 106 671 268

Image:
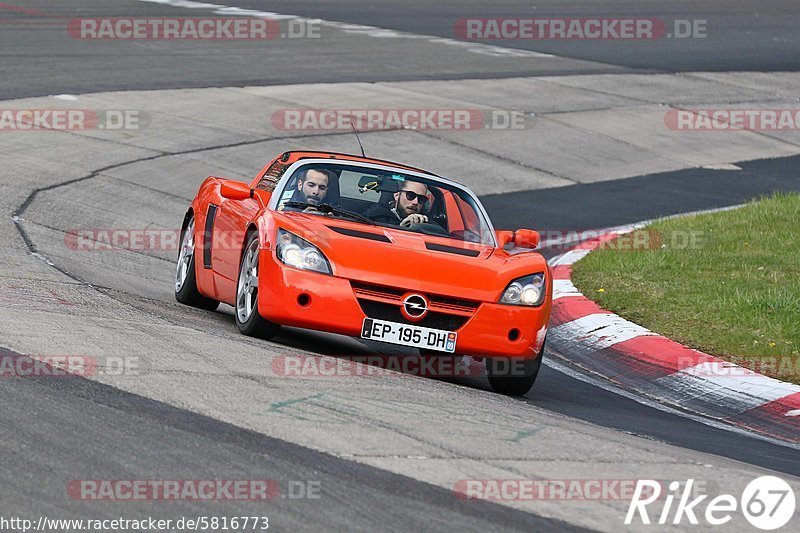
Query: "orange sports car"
175 151 552 395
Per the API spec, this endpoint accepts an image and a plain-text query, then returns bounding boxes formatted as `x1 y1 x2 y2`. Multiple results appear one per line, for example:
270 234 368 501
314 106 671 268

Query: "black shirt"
364 203 401 225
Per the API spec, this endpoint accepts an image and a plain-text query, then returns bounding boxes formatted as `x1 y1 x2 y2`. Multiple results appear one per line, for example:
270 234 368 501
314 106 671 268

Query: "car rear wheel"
235 232 280 339
486 350 543 396
175 215 219 311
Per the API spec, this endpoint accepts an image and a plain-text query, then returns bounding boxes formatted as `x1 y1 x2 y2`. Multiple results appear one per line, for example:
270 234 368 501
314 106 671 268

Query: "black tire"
486 349 543 396
175 214 219 311
235 232 280 340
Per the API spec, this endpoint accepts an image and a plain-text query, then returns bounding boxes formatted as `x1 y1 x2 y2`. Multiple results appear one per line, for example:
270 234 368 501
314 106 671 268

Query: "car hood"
275 213 547 302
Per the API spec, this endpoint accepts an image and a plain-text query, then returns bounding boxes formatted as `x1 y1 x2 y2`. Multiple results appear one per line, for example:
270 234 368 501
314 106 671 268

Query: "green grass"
571 192 800 384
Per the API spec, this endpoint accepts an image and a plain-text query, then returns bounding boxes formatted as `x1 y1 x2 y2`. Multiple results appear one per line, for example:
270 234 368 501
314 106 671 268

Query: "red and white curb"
546 229 800 446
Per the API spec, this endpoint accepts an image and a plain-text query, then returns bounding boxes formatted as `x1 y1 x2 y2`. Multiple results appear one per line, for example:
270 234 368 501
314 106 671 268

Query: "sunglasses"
400 190 429 205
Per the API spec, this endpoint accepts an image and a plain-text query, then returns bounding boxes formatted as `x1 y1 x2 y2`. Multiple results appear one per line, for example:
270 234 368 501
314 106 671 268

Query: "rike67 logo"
626 476 796 530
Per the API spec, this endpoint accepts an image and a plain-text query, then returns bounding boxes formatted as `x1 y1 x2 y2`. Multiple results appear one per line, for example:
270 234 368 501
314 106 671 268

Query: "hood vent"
425 242 481 257
327 225 391 243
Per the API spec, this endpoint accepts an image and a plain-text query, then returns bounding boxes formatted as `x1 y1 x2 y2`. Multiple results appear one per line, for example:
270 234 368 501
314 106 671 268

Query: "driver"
293 168 330 205
283 168 333 212
365 180 429 227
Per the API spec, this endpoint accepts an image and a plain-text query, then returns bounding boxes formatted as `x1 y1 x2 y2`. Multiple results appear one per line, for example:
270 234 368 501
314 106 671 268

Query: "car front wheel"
235 232 280 340
486 349 543 396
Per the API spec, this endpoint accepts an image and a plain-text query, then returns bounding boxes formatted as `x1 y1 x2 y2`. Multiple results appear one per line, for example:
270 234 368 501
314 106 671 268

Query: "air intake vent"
425 242 481 257
351 281 479 314
327 225 391 242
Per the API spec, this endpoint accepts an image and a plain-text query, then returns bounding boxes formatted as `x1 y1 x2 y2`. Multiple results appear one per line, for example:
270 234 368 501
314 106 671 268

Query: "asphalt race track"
182 0 800 72
2 1 799 532
5 0 800 98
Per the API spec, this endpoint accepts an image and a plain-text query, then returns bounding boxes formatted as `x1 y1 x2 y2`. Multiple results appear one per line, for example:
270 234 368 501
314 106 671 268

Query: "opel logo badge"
401 293 429 321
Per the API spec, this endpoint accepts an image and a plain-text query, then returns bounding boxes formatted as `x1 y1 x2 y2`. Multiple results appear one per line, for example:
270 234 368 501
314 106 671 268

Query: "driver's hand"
400 214 428 227
302 206 319 213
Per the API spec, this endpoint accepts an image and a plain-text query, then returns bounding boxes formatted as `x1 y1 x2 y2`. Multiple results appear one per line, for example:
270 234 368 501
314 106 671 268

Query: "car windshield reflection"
276 163 495 246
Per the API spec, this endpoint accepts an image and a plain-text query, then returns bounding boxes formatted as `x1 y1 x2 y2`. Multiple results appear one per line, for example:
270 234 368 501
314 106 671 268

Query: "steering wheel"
428 212 447 226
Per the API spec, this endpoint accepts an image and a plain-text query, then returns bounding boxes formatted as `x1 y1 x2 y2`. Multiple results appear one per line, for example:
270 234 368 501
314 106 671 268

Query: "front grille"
357 299 470 331
351 281 405 297
351 281 479 313
428 294 480 313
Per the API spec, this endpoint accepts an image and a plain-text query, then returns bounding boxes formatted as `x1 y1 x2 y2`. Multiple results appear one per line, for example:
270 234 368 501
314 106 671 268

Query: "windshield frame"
268 158 498 248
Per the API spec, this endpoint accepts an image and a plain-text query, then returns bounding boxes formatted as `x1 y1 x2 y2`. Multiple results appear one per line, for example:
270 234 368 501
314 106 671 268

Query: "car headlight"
500 273 546 306
276 229 332 275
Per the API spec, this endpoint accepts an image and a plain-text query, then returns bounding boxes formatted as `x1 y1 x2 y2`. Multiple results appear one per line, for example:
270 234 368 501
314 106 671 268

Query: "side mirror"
514 229 540 249
495 230 514 248
220 180 253 201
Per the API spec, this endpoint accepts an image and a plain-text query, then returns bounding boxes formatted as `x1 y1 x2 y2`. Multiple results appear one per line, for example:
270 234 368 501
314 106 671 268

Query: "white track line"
550 248 592 266
552 279 581 300
660 362 800 408
136 0 554 58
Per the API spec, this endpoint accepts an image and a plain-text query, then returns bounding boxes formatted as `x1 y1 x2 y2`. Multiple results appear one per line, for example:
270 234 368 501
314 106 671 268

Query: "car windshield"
275 162 496 246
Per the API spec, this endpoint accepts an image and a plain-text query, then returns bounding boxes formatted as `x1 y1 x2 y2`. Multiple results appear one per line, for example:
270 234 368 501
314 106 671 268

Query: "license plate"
361 318 457 353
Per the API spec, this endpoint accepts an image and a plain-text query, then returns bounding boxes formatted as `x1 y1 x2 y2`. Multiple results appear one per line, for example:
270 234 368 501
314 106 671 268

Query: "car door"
209 195 261 301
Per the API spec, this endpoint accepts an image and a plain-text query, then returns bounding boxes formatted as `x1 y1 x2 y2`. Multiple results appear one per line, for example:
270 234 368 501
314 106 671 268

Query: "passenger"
365 180 430 227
